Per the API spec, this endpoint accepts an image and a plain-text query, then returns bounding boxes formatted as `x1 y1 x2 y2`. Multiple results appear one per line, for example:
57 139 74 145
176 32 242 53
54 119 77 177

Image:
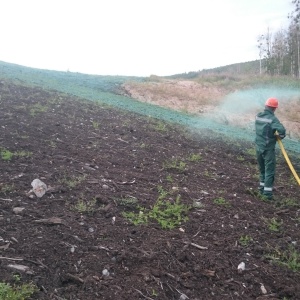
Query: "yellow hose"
276 136 300 186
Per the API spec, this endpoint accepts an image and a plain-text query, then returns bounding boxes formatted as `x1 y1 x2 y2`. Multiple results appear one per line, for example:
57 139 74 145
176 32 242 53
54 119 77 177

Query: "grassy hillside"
165 60 261 79
1 60 300 153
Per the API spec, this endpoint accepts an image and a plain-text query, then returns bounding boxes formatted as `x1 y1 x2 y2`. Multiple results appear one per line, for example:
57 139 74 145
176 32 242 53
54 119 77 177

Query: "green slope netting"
1 61 299 154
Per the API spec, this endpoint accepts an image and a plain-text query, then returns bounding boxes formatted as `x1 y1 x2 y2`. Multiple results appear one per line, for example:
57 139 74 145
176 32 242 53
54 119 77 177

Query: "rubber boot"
263 191 273 200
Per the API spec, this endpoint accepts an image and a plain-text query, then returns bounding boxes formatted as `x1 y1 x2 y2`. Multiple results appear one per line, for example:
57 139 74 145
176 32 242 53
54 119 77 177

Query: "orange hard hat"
265 97 278 108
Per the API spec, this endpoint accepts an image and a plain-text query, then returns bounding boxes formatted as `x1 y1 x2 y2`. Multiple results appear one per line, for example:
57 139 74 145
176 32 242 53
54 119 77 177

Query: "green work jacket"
255 107 286 150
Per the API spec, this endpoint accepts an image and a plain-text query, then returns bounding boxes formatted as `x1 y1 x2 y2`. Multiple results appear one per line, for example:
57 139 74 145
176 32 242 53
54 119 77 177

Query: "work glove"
275 131 285 140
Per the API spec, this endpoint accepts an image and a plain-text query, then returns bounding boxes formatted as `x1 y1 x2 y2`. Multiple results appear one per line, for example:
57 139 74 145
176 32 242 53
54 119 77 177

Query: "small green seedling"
73 198 97 214
59 174 86 189
213 197 230 207
122 207 148 226
163 158 186 172
92 121 99 129
263 217 283 232
239 235 253 246
246 148 256 157
187 153 202 162
1 149 14 161
166 174 173 183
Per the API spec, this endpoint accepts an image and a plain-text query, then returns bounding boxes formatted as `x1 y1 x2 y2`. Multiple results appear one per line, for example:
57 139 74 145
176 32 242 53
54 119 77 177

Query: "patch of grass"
252 172 260 180
277 197 300 208
263 217 283 232
12 273 22 283
149 194 190 229
246 188 271 203
49 140 57 148
154 121 167 132
92 121 99 129
247 188 274 202
14 150 32 158
122 186 191 229
239 235 253 246
166 174 173 183
163 158 187 172
114 196 138 207
1 149 14 161
266 246 300 272
246 148 256 157
59 174 86 189
157 185 168 200
0 149 32 161
0 281 37 300
187 153 202 162
122 207 149 226
0 184 15 194
203 169 216 179
72 198 97 214
237 155 245 161
151 289 158 297
245 188 256 197
29 103 48 116
12 274 21 283
213 197 230 207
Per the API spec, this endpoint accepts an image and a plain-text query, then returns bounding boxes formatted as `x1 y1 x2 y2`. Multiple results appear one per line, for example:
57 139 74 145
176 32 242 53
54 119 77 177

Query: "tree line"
258 0 300 77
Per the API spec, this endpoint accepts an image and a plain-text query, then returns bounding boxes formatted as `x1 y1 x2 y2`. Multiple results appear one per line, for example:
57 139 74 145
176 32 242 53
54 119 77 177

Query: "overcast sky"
0 0 293 77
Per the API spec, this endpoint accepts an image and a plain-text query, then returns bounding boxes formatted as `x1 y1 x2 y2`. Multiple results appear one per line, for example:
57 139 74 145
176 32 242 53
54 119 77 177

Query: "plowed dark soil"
0 80 300 300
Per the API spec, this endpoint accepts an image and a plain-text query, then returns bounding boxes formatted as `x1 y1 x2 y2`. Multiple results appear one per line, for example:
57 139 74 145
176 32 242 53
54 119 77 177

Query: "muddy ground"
0 80 300 300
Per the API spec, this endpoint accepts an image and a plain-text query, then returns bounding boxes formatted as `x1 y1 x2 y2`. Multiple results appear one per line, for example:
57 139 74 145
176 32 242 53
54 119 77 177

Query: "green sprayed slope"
1 61 299 154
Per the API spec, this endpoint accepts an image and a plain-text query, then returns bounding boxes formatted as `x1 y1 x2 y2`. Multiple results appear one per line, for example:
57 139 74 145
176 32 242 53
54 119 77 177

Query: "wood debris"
34 217 66 225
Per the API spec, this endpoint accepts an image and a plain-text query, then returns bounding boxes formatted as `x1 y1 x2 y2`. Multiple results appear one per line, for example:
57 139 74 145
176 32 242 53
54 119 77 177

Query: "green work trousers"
256 147 276 198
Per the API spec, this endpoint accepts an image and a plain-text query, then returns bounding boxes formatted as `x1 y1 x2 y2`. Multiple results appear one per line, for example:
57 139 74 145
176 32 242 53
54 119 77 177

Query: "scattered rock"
13 207 25 214
237 262 245 273
7 264 33 274
31 179 47 198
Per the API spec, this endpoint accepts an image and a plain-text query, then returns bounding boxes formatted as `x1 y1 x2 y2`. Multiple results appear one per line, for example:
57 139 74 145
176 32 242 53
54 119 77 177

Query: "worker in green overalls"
255 98 286 200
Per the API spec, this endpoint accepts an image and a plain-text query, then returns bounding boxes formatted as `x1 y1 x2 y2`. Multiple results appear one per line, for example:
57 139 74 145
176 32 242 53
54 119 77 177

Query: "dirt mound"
121 79 226 114
0 80 300 299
